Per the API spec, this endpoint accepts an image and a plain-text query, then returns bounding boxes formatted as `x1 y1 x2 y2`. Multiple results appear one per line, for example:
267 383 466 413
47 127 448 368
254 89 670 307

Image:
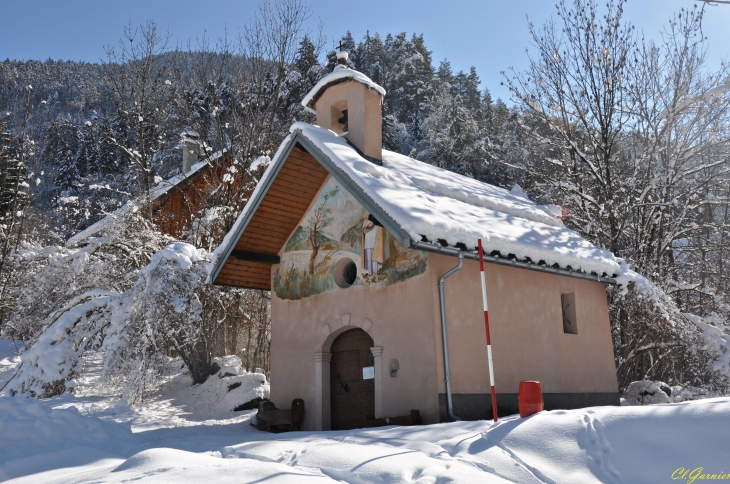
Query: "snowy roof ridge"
288 122 620 277
301 65 386 114
150 149 226 200
211 122 621 283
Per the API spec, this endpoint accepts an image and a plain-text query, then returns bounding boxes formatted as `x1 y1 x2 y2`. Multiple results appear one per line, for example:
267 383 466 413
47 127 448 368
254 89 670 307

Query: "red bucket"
518 380 544 418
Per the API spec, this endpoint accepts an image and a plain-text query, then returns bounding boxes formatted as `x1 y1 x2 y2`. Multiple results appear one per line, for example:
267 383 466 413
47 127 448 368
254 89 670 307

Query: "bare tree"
505 0 636 255
505 0 730 390
102 21 173 218
0 85 37 326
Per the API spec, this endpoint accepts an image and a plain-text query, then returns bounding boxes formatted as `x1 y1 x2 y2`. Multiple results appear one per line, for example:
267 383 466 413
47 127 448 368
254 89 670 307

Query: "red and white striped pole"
478 239 498 423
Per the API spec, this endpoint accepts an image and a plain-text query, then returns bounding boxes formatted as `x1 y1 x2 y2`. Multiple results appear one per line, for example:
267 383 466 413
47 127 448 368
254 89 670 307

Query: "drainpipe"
438 251 463 421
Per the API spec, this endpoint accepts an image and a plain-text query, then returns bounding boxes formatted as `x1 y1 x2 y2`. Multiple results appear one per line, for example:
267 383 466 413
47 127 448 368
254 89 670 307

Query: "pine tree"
354 32 386 85
76 121 97 178
437 60 454 85
463 67 482 114
49 117 80 199
403 33 435 145
294 35 319 77
97 117 120 175
480 88 494 132
339 31 356 60
0 123 26 223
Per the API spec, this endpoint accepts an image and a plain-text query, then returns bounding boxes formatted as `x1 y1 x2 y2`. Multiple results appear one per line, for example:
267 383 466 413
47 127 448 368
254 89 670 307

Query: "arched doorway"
330 328 375 430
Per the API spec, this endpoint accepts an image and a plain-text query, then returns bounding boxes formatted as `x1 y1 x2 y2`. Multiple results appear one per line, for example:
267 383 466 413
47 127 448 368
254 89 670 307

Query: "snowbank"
622 380 725 406
150 355 270 422
3 394 730 483
0 396 136 467
0 340 22 390
2 342 730 483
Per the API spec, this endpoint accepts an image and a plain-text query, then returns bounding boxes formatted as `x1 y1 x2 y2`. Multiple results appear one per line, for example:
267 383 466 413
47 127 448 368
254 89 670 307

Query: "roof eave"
209 138 299 285
210 127 616 287
209 130 412 285
411 240 617 285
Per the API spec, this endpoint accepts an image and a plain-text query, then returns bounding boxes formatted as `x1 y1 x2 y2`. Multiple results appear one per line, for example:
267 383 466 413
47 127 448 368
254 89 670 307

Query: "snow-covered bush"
621 380 726 406
622 380 673 405
7 290 117 398
609 264 729 393
3 207 172 344
102 242 211 404
8 235 259 405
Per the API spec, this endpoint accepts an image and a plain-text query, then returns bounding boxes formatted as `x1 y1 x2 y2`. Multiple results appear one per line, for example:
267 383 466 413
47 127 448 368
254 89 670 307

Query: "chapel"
210 52 620 430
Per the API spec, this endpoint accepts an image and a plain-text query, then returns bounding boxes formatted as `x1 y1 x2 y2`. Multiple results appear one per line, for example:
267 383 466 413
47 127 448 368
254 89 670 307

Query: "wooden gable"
152 153 241 239
213 145 330 289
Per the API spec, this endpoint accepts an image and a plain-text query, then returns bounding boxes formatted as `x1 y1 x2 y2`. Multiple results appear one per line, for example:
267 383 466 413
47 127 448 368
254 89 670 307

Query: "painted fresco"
273 178 427 300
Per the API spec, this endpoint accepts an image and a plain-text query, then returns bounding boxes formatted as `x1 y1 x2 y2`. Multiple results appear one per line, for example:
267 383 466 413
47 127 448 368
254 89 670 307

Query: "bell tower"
301 52 385 161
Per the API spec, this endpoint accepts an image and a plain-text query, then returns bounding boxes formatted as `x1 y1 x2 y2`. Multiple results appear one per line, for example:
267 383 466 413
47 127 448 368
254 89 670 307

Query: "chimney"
303 53 384 161
181 130 200 174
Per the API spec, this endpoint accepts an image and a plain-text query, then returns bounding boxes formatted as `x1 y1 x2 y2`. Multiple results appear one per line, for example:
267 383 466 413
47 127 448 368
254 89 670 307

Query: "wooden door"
330 328 375 430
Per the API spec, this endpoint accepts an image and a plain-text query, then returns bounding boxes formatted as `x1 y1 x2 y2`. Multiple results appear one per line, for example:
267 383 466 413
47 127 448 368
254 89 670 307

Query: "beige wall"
270 250 618 430
314 81 382 160
429 254 619 397
270 260 442 430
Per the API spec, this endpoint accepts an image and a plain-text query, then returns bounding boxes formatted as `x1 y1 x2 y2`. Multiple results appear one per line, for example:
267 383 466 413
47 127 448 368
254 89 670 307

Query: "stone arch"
322 324 364 352
313 318 383 430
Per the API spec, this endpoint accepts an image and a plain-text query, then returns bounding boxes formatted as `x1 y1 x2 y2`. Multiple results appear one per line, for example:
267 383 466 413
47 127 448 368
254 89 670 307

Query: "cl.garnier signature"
672 467 730 483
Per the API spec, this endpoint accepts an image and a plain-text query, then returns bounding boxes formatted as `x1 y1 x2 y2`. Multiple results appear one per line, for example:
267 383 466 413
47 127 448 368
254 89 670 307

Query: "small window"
561 292 577 334
362 366 374 380
330 100 348 134
334 257 357 288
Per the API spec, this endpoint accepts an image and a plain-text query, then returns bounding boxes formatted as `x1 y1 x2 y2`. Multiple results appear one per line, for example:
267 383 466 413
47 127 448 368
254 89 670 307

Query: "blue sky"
1 0 728 101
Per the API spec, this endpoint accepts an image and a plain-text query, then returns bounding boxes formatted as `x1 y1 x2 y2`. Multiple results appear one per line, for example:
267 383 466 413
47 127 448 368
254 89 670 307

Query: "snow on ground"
0 340 21 390
1 340 729 483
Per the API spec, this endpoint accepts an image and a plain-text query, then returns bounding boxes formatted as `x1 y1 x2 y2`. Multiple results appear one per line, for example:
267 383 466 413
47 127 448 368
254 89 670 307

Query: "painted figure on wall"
362 215 384 275
273 178 427 300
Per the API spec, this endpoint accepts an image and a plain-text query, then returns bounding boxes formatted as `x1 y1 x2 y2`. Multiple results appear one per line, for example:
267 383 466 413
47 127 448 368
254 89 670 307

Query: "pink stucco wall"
270 248 618 430
270 261 441 430
428 254 619 397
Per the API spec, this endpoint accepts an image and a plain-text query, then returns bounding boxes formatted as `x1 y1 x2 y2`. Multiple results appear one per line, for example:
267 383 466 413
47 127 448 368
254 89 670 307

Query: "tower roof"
301 65 386 114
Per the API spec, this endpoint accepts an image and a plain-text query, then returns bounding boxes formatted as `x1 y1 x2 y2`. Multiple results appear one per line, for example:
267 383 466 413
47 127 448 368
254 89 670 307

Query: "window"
334 257 357 288
561 292 577 334
330 100 348 134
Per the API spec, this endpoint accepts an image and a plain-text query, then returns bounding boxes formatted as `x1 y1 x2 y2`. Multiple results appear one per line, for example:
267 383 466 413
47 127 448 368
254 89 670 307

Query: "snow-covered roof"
66 150 226 247
210 122 621 282
301 65 386 114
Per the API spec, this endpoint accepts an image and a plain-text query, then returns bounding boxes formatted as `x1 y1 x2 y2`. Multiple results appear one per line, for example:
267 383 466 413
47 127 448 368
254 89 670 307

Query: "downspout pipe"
438 251 464 422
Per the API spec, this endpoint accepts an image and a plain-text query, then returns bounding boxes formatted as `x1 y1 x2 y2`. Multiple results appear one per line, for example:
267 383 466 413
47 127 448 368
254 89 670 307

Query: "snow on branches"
8 241 214 404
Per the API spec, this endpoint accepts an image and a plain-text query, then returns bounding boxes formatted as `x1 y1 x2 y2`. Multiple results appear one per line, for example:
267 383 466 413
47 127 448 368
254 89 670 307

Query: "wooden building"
66 146 239 246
